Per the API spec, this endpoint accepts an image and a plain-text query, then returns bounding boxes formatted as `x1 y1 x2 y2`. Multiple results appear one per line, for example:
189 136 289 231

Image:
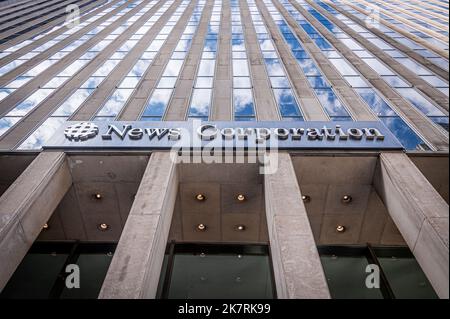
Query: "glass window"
319 245 437 299
163 60 184 77
420 75 448 87
234 89 255 117
157 77 178 89
362 58 396 75
129 60 151 77
92 60 120 77
381 117 430 150
18 118 67 150
270 77 290 88
329 58 359 76
340 38 363 50
273 89 302 117
396 88 445 116
0 117 20 137
314 89 350 117
7 89 54 116
188 89 212 118
194 77 213 88
381 76 410 88
118 77 141 89
344 76 369 88
0 242 115 299
430 116 449 131
97 89 134 116
42 77 70 89
80 77 105 89
307 76 331 89
233 77 252 89
297 58 322 76
158 244 274 299
355 88 396 116
5 76 33 89
53 89 93 116
397 58 433 76
320 254 383 299
265 59 286 76
232 60 249 77
197 53 216 73
142 89 173 117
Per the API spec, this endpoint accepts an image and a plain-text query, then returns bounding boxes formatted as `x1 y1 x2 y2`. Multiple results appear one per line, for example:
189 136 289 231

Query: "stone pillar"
0 151 71 291
374 152 449 298
264 152 330 298
99 152 178 299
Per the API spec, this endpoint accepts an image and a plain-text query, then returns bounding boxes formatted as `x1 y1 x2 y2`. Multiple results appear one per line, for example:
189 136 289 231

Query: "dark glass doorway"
319 245 438 299
157 243 275 299
0 241 116 299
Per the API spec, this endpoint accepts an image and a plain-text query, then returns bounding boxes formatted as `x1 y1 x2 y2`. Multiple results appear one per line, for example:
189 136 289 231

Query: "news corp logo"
64 122 99 141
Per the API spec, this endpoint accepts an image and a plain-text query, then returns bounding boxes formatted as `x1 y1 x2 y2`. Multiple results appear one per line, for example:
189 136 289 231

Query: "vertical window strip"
291 0 448 132
231 0 256 121
186 0 222 121
14 1 179 150
141 0 207 121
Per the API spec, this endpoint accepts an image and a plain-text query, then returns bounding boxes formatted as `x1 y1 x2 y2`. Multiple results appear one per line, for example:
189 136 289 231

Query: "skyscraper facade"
0 0 448 299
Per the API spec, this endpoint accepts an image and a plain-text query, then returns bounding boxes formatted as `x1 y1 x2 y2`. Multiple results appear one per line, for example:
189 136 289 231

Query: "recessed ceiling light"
195 194 206 201
94 193 102 200
302 195 311 203
197 223 207 231
336 225 346 233
42 223 49 230
237 194 246 201
98 223 109 231
341 195 352 204
236 225 246 231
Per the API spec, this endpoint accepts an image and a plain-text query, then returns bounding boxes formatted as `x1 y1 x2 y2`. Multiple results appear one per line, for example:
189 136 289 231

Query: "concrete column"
374 152 449 298
99 152 178 299
264 152 330 299
0 151 71 291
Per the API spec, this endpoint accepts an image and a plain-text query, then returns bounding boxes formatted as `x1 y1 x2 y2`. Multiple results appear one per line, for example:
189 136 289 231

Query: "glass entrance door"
157 243 275 299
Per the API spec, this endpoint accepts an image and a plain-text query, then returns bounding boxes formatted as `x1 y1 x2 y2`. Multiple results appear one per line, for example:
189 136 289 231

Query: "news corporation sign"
43 120 403 151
